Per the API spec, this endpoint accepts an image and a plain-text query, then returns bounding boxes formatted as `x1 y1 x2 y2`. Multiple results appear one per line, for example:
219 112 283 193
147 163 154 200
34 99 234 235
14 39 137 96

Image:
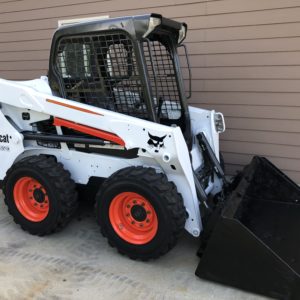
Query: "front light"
178 25 187 44
214 112 225 133
143 17 161 38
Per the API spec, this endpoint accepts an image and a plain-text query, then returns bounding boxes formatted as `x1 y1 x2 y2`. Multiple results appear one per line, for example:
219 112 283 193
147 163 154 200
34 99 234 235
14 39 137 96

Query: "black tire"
96 167 186 260
3 155 78 236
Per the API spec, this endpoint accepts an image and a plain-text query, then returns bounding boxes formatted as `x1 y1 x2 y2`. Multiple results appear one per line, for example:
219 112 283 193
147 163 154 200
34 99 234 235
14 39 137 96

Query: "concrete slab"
0 191 268 300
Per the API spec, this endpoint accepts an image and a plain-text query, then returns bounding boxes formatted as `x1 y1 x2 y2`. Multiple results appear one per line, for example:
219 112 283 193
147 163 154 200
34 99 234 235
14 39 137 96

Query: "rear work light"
214 112 225 133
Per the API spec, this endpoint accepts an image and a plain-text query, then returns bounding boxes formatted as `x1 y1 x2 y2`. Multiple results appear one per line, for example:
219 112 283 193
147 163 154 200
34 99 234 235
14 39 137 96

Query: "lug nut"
146 219 150 223
147 211 151 214
133 200 137 204
131 221 135 225
127 204 130 208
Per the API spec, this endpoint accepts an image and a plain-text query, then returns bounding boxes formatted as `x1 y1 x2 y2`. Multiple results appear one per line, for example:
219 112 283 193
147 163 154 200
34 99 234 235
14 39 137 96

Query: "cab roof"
52 13 186 43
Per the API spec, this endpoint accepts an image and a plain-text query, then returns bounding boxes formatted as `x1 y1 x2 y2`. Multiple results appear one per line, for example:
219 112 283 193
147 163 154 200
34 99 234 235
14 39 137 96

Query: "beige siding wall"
1 0 300 182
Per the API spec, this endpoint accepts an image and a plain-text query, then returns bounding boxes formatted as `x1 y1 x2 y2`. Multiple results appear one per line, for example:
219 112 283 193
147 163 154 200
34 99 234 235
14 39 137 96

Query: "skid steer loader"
0 14 300 299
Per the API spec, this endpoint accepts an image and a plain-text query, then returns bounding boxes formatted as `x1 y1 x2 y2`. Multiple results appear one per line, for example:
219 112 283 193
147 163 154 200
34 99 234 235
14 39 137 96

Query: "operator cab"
48 14 192 144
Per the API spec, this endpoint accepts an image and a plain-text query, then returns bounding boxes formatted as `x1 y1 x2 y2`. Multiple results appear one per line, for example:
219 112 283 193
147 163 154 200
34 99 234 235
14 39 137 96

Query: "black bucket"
196 156 300 300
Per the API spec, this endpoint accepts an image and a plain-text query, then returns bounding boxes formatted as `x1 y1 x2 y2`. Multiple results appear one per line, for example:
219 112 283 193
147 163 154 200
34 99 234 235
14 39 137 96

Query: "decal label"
0 145 9 151
148 133 166 153
0 134 10 143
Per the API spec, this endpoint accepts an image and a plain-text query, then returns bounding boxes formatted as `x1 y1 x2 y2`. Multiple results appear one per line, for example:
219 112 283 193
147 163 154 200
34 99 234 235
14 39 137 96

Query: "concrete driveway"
0 191 267 300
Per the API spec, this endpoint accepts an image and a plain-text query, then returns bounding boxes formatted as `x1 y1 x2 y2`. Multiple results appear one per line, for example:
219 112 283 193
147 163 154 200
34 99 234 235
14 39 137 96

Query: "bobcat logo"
148 133 167 153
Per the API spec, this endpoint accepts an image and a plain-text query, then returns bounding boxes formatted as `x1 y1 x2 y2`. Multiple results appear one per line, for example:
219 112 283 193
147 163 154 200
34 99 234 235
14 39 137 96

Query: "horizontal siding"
199 104 300 120
191 92 300 106
2 51 300 66
187 66 300 79
226 164 300 183
4 36 300 53
221 129 300 147
1 0 300 25
2 22 300 44
0 0 299 182
187 79 300 93
1 1 300 33
224 117 300 133
0 0 204 14
0 0 299 15
224 152 300 172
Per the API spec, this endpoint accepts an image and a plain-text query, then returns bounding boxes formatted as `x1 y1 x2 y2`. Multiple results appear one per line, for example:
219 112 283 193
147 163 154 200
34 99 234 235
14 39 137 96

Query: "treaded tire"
3 155 78 235
96 167 186 260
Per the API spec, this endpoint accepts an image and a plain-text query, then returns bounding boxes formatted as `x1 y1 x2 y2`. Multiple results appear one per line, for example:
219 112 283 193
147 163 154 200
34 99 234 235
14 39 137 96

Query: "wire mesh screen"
55 31 149 118
143 39 183 120
55 31 183 121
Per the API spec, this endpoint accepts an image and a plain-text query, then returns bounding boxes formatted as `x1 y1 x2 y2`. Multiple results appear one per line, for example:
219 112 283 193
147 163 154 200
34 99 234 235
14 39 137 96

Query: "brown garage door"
0 0 299 182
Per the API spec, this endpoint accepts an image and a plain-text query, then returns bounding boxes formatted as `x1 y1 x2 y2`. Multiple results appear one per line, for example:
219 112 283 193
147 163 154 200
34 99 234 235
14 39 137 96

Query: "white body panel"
0 77 224 237
0 111 24 179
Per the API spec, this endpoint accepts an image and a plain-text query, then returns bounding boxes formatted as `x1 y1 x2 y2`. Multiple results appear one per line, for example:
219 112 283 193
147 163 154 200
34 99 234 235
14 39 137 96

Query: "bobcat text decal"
0 134 9 143
0 134 10 151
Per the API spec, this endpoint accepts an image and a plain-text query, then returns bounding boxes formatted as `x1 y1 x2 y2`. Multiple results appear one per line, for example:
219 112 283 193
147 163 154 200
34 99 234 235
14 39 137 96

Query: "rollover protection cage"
49 14 191 142
54 33 184 121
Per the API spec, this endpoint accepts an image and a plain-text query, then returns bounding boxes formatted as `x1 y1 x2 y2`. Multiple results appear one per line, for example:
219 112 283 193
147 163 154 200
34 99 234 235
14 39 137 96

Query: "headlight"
214 112 225 133
143 17 161 38
178 24 187 44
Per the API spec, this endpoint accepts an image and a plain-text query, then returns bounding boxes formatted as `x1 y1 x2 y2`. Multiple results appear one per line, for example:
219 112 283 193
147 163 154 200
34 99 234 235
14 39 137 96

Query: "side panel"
0 109 24 179
18 148 160 184
19 145 202 236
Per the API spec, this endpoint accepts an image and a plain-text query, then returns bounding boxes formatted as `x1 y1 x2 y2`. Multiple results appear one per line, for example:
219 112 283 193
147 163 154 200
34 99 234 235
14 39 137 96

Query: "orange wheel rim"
13 177 49 222
109 192 158 245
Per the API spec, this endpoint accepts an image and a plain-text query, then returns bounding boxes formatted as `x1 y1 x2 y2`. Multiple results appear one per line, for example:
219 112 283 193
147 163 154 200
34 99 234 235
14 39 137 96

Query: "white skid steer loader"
1 14 300 299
